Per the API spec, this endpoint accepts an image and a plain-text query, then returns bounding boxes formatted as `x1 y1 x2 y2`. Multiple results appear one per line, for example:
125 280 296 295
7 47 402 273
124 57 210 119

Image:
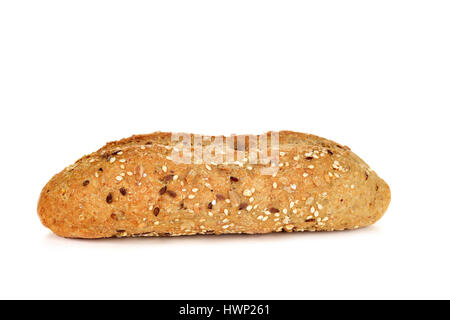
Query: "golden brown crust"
37 131 391 239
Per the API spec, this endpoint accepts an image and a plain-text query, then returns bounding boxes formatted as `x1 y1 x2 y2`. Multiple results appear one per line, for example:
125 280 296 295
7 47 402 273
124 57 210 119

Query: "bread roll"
37 131 390 238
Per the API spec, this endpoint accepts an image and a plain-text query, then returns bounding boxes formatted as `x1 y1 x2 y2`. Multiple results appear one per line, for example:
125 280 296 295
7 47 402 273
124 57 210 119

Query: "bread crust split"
37 131 390 239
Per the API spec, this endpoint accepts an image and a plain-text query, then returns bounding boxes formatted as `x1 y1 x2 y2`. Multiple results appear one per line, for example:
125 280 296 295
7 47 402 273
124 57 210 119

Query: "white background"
1 1 449 300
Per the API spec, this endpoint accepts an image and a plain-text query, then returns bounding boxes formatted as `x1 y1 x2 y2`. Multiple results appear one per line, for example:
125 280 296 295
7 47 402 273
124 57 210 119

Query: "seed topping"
106 193 113 204
216 194 226 201
167 190 177 198
162 174 174 182
238 203 248 210
159 186 167 195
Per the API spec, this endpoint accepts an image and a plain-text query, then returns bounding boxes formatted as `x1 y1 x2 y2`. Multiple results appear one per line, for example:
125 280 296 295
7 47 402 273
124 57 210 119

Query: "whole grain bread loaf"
37 131 390 238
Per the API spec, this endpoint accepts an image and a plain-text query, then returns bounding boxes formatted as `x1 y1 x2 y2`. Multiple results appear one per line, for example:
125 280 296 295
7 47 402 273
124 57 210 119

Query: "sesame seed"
273 182 277 189
115 176 123 181
127 171 133 176
192 188 199 193
303 173 309 177
110 157 116 163
162 165 167 173
162 174 174 182
243 189 252 197
188 195 195 199
290 201 294 208
205 165 212 171
246 205 253 211
159 186 167 195
291 184 297 190
216 194 225 200
167 190 177 198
